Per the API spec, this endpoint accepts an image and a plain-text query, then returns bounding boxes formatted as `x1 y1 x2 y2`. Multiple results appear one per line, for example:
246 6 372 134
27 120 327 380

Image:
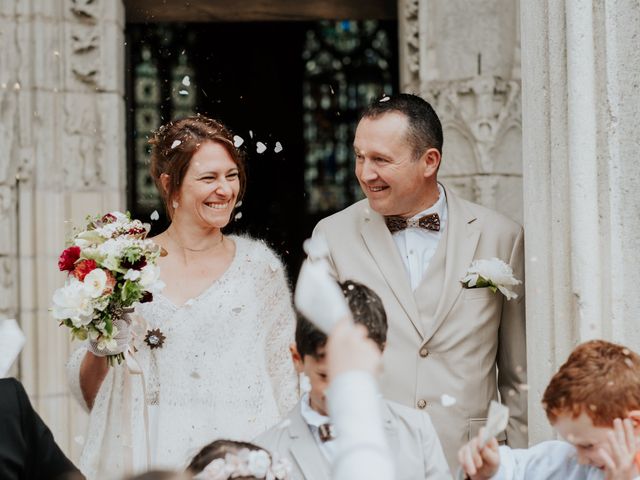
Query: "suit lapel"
422 187 481 341
288 408 331 480
359 204 423 337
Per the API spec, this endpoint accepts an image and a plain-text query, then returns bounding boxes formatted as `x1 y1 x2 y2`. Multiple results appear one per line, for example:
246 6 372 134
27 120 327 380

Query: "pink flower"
73 259 97 281
58 246 81 272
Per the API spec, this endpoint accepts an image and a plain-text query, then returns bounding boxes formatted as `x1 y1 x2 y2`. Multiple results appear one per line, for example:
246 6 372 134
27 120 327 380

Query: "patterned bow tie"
384 213 440 234
318 423 335 442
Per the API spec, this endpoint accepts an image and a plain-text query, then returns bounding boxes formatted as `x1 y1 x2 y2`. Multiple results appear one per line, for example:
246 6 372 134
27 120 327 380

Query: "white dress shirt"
299 392 337 462
328 371 395 480
391 183 448 291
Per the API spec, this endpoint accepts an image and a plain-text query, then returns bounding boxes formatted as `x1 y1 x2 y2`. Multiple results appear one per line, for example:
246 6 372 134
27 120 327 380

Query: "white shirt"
491 440 629 479
299 392 337 462
391 184 448 291
328 371 395 480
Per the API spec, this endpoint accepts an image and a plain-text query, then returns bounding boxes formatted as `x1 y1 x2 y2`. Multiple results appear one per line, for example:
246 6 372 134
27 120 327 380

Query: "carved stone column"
0 0 125 460
398 0 523 223
521 0 640 443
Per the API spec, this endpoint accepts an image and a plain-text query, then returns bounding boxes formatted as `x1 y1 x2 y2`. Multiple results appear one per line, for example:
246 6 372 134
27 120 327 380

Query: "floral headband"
193 448 292 480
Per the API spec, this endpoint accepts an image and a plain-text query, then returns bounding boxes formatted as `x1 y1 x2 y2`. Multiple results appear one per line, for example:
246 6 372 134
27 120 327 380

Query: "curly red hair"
543 340 640 426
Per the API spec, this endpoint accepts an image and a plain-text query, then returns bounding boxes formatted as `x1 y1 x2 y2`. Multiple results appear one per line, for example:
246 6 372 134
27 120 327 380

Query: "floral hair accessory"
194 448 292 480
461 257 521 300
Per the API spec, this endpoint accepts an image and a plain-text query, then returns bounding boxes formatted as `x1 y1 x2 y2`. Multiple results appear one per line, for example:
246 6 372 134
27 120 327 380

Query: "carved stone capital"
425 76 521 174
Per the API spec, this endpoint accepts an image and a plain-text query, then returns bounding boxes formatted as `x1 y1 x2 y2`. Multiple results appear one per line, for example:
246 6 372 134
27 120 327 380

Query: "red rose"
58 246 81 272
73 259 97 281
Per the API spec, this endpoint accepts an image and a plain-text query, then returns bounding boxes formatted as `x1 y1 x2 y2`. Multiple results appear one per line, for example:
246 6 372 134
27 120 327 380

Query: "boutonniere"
461 258 521 300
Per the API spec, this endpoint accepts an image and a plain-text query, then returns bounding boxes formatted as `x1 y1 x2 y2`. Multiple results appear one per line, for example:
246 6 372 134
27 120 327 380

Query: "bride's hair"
148 115 247 219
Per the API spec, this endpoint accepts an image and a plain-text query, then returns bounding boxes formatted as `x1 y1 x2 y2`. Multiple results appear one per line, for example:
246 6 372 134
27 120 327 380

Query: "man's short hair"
360 93 443 160
295 280 388 359
542 340 640 426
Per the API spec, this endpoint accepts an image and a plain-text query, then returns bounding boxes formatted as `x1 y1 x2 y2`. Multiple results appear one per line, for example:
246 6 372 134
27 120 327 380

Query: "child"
458 340 640 479
255 280 451 479
187 439 291 479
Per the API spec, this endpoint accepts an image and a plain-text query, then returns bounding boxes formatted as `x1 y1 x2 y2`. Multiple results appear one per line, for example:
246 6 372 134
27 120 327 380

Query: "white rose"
247 450 271 477
51 280 94 327
461 258 521 300
139 264 165 293
124 269 141 281
83 268 108 298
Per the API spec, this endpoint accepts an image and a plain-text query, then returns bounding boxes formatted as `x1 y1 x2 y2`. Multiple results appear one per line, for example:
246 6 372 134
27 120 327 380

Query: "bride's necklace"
167 229 224 252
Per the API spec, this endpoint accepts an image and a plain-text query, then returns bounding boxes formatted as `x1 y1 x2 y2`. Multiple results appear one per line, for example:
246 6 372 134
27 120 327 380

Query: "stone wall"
399 0 523 224
521 0 640 443
0 0 126 459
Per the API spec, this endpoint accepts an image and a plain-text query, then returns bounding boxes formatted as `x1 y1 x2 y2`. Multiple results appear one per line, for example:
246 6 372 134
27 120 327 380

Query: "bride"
67 115 298 479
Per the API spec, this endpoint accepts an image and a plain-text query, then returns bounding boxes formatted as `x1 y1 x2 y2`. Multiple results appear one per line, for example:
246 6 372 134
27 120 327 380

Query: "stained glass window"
302 20 396 214
128 25 198 221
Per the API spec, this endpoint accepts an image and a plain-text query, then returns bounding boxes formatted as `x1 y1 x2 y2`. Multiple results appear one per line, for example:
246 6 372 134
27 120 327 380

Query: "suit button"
417 399 427 409
419 347 429 358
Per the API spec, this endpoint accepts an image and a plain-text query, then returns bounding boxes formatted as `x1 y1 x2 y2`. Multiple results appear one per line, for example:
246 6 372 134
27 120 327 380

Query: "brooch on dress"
144 328 166 349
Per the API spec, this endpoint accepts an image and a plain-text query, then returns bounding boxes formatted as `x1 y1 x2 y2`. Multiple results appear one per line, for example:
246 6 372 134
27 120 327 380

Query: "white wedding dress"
67 236 299 480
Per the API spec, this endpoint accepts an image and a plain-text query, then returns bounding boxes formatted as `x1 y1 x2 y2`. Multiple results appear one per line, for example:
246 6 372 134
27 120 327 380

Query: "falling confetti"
53 50 60 57
441 394 457 407
379 95 390 102
171 140 181 149
256 142 267 154
178 89 188 95
233 135 244 147
274 141 283 153
235 200 243 208
234 211 243 221
182 75 191 86
13 82 21 91
249 130 254 139
150 210 159 221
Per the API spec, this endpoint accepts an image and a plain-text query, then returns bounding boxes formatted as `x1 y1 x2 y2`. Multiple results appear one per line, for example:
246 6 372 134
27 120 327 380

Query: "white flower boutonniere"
461 258 521 300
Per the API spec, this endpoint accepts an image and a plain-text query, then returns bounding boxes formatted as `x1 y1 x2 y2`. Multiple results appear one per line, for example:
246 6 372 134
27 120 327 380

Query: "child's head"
542 340 640 467
292 280 387 415
187 439 289 479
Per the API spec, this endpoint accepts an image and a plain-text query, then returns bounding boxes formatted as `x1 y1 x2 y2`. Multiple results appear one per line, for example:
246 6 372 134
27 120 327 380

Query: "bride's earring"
299 372 311 394
172 200 179 209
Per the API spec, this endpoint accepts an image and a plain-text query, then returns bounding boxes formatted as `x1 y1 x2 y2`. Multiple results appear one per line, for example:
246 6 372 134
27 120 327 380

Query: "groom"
312 93 527 468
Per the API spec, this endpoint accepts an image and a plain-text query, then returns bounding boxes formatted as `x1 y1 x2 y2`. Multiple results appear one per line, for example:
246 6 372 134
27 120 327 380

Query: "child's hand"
326 317 381 379
600 418 639 480
458 428 500 480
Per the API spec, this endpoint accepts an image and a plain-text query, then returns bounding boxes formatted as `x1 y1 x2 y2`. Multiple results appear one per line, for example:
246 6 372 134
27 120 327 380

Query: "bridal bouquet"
51 211 164 365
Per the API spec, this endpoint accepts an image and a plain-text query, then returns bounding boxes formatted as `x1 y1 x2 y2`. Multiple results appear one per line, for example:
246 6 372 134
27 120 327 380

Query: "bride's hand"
86 313 133 357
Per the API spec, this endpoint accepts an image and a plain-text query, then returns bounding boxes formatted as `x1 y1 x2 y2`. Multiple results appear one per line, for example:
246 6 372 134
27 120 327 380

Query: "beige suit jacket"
254 399 451 480
313 185 527 468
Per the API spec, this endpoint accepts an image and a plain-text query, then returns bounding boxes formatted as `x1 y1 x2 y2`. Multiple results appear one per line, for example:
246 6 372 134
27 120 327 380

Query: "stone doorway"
125 2 399 276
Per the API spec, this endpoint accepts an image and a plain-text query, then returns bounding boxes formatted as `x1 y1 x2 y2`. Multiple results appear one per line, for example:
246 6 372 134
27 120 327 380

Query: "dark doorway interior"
126 21 397 279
